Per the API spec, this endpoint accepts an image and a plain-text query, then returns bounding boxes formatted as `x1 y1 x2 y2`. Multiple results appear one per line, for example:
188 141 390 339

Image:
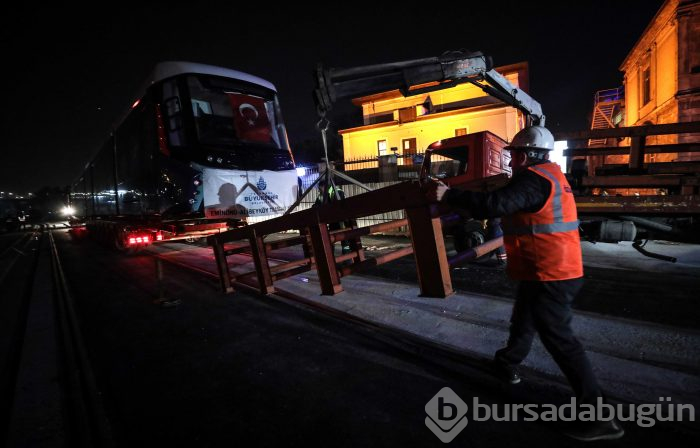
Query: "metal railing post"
248 228 275 295
308 218 343 295
210 235 234 293
406 206 453 298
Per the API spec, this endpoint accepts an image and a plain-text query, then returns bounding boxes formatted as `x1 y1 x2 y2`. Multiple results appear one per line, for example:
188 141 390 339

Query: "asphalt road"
52 231 698 446
0 232 42 444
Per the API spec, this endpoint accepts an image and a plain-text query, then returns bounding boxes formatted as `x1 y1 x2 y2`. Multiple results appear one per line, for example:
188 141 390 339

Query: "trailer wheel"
113 229 128 252
125 246 142 255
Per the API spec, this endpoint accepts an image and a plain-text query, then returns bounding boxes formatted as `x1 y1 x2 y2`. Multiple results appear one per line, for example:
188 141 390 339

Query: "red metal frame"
207 175 507 298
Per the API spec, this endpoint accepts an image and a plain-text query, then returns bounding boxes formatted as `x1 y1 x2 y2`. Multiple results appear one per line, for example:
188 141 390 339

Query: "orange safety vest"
502 163 583 281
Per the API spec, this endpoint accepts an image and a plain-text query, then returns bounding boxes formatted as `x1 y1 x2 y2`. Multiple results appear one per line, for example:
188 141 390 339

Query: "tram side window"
161 80 185 147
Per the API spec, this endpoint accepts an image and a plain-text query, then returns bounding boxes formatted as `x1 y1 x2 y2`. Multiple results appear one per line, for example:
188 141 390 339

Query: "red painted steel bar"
406 206 453 298
308 221 343 295
329 219 408 243
337 246 414 277
248 229 275 295
265 235 309 251
211 238 234 293
447 237 504 266
207 178 502 297
223 242 251 257
272 265 314 282
334 250 359 264
269 257 313 274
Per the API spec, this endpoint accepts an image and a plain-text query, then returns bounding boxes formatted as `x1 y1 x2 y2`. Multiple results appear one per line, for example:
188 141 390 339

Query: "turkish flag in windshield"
227 93 273 143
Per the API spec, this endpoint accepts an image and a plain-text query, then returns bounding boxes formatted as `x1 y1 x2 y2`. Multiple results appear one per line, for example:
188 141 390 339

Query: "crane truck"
312 50 700 261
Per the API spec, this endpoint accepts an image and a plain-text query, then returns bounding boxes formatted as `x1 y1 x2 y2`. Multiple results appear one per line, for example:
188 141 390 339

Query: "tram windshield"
186 75 288 150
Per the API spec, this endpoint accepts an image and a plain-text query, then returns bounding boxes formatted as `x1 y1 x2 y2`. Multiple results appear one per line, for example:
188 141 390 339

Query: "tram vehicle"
70 61 299 249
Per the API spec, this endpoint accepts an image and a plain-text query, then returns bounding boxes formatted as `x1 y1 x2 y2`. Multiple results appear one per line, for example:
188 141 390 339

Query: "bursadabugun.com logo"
425 387 695 442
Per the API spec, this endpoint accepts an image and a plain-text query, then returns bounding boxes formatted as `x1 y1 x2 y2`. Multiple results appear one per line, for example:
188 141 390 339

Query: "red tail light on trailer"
127 234 152 246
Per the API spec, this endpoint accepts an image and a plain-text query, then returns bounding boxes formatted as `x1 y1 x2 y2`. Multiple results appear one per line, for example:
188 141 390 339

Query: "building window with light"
641 65 651 106
455 128 468 136
377 139 388 156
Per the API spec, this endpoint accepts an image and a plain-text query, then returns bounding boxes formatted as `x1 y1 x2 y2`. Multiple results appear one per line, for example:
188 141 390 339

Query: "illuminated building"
617 0 700 162
338 63 529 166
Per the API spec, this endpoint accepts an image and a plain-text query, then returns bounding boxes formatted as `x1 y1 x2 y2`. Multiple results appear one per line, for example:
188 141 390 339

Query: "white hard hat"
506 126 555 153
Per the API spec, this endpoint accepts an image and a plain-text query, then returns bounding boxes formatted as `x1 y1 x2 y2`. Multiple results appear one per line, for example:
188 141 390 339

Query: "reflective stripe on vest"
502 165 579 236
531 165 563 222
502 220 580 235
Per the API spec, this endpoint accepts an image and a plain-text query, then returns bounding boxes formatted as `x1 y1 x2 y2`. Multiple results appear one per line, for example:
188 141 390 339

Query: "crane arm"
313 50 544 126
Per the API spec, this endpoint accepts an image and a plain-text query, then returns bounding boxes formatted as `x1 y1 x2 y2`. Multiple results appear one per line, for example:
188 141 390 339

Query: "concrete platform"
275 272 700 408
149 240 700 412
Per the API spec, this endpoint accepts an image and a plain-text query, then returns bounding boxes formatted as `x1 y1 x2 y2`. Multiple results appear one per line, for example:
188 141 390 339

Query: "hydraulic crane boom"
313 50 544 126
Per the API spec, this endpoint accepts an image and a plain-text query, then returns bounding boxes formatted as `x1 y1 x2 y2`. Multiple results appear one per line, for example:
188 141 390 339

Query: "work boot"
564 419 624 441
490 361 521 385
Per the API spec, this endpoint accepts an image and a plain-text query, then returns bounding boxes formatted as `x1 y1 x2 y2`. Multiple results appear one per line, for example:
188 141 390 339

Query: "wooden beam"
582 175 682 187
594 161 700 175
629 136 646 170
564 143 700 157
575 195 700 214
554 121 700 140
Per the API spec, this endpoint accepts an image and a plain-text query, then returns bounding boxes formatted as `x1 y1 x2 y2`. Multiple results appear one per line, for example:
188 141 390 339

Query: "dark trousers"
495 278 602 405
487 218 507 260
328 221 352 251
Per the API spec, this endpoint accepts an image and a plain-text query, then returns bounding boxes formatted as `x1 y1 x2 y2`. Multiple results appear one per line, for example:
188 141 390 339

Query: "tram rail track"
47 231 115 448
0 232 34 284
0 231 41 445
0 230 118 447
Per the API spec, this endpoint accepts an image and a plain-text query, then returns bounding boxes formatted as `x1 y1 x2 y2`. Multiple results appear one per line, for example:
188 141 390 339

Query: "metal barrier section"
208 177 504 298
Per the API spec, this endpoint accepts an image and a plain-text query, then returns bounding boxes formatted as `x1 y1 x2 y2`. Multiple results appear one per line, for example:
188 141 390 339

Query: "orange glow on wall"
619 0 700 163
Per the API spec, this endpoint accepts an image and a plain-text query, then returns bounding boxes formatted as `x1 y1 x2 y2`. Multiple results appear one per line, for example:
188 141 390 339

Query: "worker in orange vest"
426 125 623 442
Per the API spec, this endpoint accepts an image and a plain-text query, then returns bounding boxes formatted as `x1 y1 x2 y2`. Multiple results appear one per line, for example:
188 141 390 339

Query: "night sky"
1 2 663 193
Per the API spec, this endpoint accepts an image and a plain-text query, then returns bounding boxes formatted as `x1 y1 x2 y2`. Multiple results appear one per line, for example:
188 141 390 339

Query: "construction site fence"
296 174 407 230
297 151 457 229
